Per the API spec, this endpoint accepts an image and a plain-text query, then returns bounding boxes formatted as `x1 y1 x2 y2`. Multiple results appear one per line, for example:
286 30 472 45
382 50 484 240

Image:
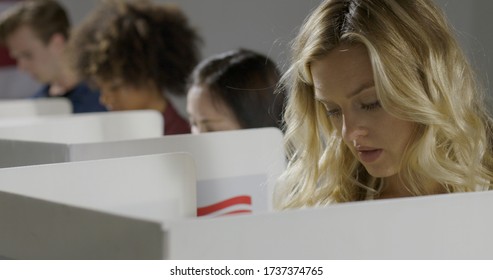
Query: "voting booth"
2 184 491 259
0 128 286 215
0 153 196 259
166 191 493 259
0 98 72 117
0 110 163 143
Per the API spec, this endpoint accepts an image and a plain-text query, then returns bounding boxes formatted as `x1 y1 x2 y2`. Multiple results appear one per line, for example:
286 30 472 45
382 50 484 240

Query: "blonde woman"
275 0 493 209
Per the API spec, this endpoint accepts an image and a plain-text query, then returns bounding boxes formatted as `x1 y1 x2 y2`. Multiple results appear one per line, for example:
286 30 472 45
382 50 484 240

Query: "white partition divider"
0 152 196 259
0 128 286 215
0 98 72 117
70 128 285 216
0 140 68 168
0 110 163 143
165 191 493 259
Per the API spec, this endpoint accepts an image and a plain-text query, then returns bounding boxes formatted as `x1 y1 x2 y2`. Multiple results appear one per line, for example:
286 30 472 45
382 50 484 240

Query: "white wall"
159 0 321 71
435 0 493 105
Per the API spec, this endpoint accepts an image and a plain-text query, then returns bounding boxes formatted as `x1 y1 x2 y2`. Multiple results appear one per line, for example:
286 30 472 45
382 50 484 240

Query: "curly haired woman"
71 0 201 134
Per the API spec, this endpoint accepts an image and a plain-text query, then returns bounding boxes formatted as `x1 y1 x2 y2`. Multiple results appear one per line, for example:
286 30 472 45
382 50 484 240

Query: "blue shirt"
33 82 107 113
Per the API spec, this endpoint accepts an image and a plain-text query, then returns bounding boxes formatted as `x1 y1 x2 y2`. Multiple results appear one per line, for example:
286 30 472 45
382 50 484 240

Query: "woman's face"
187 84 242 134
310 44 415 180
97 81 162 111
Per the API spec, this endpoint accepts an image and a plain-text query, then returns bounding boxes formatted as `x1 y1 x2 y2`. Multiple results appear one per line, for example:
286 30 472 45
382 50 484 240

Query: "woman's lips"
357 149 383 163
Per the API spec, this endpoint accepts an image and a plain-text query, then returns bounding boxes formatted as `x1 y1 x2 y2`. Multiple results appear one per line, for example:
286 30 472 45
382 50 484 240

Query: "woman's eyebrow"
347 82 375 99
314 82 375 103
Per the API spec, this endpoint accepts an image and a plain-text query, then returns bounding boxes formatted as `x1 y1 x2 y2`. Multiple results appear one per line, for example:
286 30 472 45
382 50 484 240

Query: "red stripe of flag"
197 195 252 216
219 209 252 217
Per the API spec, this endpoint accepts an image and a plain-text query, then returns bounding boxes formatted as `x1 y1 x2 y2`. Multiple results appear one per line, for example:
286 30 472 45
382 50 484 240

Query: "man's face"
5 25 59 83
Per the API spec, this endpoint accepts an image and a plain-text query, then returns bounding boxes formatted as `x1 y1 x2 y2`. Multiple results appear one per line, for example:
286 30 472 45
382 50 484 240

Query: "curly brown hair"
71 0 201 96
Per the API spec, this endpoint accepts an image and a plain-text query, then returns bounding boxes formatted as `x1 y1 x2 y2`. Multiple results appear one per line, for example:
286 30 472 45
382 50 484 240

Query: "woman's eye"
361 100 381 111
326 108 341 118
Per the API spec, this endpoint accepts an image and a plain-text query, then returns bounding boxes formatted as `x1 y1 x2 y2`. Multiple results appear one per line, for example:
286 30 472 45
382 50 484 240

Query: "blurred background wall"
3 0 492 108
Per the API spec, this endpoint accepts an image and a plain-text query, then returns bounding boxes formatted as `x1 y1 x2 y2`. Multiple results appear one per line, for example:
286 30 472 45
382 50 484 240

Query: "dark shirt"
163 101 190 135
33 82 107 113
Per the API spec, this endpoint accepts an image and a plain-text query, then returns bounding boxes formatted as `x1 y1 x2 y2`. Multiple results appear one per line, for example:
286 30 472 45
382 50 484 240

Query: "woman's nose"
341 113 369 143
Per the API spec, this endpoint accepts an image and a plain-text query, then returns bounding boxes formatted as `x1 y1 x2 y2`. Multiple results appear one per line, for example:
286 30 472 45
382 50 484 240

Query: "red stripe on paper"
197 195 252 216
219 209 252 217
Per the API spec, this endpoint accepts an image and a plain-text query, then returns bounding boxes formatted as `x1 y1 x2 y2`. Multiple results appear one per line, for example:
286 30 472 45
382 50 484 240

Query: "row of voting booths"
0 98 492 259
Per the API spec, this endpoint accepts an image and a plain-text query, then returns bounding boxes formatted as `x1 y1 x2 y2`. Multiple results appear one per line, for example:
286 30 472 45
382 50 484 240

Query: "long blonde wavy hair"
275 0 493 209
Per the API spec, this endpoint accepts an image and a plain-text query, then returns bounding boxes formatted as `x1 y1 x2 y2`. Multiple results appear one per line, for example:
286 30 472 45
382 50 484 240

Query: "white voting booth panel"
0 98 72 117
0 110 162 143
70 128 285 216
0 153 196 259
0 128 285 215
166 191 493 259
